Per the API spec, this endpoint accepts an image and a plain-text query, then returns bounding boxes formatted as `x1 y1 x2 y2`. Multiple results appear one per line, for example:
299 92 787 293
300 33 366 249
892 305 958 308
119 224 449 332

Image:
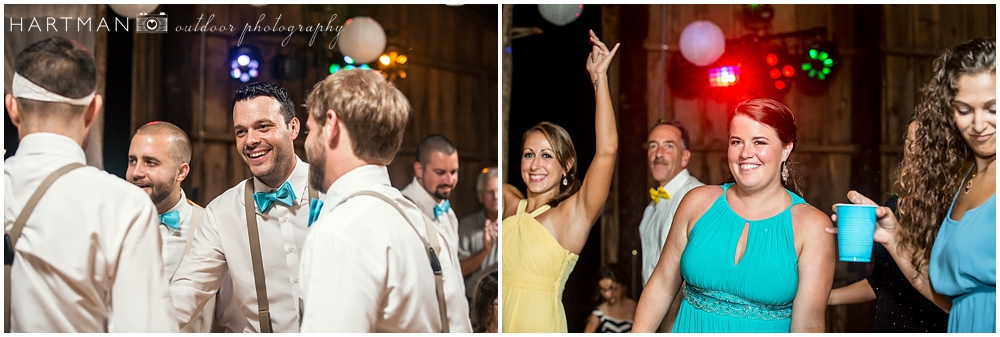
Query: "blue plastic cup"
834 203 878 262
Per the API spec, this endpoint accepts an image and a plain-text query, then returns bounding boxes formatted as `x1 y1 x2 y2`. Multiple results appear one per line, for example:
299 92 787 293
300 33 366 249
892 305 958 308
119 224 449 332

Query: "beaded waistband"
683 284 792 321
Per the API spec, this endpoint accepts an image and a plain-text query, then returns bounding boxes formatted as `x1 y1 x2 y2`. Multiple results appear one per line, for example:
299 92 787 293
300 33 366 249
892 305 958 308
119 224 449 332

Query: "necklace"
964 163 977 195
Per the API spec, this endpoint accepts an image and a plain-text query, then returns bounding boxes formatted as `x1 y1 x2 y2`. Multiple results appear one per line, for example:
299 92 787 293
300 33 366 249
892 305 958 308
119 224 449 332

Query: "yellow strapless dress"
501 199 579 332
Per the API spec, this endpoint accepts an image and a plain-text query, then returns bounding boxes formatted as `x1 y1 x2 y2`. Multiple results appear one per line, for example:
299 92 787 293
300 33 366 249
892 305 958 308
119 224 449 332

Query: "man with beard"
169 82 317 333
637 120 703 332
4 36 174 332
298 69 471 332
457 167 499 301
401 134 461 260
126 121 226 333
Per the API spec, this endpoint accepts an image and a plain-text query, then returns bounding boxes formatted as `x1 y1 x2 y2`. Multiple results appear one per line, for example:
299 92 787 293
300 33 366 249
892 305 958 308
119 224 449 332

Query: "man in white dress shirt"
169 82 314 332
3 37 175 332
457 167 499 300
126 121 221 333
401 134 461 262
299 69 471 332
637 120 704 332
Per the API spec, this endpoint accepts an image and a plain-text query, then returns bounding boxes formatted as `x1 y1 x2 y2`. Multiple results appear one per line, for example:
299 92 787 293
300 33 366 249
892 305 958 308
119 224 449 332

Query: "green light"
329 64 341 74
819 51 829 60
824 59 834 66
822 67 831 75
802 63 812 71
818 73 826 80
809 69 817 78
360 64 370 70
809 49 818 60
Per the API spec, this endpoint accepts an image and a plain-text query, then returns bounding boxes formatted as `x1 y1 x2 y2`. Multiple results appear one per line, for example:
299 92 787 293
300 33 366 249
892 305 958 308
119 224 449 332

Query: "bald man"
126 122 225 332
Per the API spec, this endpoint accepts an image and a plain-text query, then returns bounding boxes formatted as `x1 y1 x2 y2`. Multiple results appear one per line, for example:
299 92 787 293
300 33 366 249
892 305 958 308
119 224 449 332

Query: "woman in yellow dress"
501 29 619 333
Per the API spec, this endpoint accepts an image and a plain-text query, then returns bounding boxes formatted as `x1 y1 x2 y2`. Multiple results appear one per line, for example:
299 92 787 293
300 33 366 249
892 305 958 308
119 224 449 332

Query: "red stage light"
708 66 740 87
774 80 786 90
766 53 778 66
770 69 781 79
782 65 795 77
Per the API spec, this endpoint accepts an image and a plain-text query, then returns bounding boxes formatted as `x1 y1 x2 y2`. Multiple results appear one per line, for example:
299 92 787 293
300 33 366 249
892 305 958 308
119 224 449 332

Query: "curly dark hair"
592 263 630 304
895 36 995 275
471 271 498 333
231 82 296 125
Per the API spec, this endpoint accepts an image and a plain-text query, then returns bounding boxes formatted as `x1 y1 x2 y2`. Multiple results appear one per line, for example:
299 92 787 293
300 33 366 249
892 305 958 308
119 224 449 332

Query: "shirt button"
292 278 299 284
287 247 294 253
281 217 288 223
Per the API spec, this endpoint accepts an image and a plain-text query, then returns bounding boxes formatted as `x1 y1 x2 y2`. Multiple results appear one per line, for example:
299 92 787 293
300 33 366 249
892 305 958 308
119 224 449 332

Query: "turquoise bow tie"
253 181 297 213
433 200 451 221
159 211 180 230
308 198 324 227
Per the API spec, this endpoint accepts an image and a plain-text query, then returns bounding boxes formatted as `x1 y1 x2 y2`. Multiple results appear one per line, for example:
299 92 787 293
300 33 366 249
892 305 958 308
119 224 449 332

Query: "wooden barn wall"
140 4 497 219
589 3 993 333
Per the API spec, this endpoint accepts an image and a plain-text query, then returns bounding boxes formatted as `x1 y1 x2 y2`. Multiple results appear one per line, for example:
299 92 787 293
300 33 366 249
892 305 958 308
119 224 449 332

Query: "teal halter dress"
674 183 803 332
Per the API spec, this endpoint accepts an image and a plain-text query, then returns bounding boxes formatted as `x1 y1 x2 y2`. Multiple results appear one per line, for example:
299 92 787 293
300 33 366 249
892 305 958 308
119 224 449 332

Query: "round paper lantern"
338 17 387 65
109 4 159 18
678 20 726 66
538 4 583 26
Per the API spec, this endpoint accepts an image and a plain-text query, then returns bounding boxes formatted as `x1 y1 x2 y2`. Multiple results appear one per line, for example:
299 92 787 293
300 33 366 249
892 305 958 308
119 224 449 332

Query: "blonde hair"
306 69 412 165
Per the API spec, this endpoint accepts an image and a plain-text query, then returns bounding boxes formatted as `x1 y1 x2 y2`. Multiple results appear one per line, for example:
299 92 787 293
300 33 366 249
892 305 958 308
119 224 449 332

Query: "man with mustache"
298 69 470 332
638 121 703 332
402 134 461 259
457 167 499 301
126 121 232 333
4 36 174 332
169 82 318 333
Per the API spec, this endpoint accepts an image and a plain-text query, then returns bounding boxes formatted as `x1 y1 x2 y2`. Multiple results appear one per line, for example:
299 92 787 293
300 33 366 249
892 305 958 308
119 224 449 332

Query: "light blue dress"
674 183 803 332
929 168 997 333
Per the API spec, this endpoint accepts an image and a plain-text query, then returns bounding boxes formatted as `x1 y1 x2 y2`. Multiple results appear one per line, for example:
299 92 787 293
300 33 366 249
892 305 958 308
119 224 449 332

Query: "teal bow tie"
308 198 324 227
159 211 180 230
253 181 297 213
433 200 451 221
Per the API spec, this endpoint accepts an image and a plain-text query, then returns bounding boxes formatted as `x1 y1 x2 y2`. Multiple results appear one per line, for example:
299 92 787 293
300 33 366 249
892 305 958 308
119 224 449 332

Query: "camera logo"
136 12 168 33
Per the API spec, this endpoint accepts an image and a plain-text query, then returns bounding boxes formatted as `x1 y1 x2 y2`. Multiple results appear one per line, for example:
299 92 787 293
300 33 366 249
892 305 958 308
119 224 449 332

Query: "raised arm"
566 29 620 236
789 206 836 332
828 191 952 312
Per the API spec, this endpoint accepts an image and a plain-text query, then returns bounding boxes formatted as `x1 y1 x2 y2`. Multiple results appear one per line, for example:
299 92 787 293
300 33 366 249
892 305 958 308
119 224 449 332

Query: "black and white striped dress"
592 309 632 333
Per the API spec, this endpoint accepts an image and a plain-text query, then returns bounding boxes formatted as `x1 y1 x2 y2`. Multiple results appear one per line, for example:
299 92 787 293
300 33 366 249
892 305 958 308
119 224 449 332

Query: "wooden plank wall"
148 4 497 218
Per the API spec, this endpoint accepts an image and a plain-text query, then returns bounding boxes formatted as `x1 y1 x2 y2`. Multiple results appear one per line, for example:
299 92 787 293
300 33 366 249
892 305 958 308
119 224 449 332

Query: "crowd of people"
4 36 499 333
503 34 994 334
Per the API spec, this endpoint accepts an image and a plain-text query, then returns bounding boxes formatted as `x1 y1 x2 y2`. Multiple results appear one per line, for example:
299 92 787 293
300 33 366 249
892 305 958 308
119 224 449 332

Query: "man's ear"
176 162 191 183
288 116 301 140
325 109 338 149
83 95 103 130
6 94 21 128
681 149 691 168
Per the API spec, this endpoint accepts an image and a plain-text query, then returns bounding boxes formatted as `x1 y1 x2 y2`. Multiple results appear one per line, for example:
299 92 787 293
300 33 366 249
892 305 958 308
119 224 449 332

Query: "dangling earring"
562 176 568 186
781 161 789 183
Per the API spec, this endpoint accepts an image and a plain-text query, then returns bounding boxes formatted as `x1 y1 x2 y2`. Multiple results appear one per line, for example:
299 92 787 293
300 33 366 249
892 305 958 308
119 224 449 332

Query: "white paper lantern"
538 4 583 27
338 17 387 65
109 4 160 18
678 20 726 66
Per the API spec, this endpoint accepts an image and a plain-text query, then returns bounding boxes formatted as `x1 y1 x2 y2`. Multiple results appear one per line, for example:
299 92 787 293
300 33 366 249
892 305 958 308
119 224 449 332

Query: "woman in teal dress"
633 98 836 332
830 37 995 332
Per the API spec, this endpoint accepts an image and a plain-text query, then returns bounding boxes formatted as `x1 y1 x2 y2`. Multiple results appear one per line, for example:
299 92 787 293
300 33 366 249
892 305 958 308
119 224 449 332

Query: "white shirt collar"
240 155 312 207
321 164 393 210
15 132 86 164
660 169 693 197
161 190 192 234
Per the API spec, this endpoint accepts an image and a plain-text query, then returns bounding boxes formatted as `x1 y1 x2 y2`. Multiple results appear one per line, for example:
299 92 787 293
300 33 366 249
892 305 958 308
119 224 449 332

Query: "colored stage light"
708 66 740 87
229 46 261 82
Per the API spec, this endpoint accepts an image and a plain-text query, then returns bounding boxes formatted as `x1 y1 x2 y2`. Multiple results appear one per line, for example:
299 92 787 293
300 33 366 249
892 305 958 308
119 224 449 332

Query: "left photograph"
3 4 498 333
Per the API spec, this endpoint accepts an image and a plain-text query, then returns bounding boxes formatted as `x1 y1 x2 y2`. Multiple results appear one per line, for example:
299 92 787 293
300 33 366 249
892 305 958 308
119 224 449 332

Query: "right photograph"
500 4 996 333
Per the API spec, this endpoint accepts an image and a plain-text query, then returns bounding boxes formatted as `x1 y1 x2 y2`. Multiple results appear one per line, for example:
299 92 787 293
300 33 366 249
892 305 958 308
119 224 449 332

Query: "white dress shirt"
158 192 222 333
300 165 471 332
170 156 314 333
4 132 176 332
638 169 704 286
400 178 472 332
457 209 498 299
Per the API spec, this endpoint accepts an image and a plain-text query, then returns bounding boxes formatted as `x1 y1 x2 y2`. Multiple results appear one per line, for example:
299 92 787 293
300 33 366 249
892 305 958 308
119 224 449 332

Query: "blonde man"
299 69 471 332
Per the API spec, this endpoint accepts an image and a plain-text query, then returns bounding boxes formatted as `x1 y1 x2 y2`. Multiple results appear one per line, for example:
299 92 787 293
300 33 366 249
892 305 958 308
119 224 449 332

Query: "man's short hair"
135 121 193 165
306 69 411 165
14 37 96 111
231 82 296 125
415 134 457 165
476 167 498 193
649 120 691 150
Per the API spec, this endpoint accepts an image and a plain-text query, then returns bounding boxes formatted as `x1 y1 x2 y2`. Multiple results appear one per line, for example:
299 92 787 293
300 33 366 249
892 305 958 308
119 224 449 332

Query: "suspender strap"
308 186 318 203
337 190 449 333
243 180 273 333
5 162 86 333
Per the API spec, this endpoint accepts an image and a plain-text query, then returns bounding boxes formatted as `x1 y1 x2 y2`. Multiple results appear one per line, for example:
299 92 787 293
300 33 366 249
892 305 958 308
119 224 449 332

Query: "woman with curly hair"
471 271 498 333
500 29 619 332
830 36 995 332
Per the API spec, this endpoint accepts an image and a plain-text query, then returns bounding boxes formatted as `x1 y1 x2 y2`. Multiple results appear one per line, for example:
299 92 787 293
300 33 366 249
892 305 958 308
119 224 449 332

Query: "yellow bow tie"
649 186 670 203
